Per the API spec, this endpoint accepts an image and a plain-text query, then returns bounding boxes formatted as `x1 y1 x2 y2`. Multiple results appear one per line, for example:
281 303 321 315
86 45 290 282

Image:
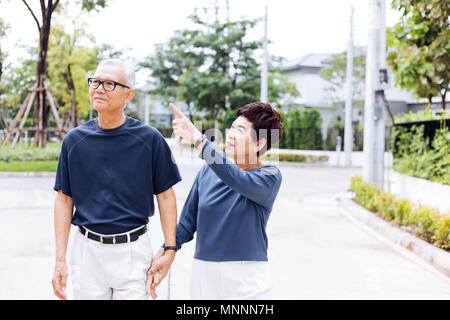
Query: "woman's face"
225 116 263 165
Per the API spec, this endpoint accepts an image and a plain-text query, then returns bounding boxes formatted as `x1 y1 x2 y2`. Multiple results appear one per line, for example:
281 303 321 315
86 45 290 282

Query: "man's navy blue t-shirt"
53 116 182 235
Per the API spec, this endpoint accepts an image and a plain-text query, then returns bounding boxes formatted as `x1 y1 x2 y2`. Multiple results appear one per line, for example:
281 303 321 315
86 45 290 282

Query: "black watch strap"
164 245 178 252
194 134 207 148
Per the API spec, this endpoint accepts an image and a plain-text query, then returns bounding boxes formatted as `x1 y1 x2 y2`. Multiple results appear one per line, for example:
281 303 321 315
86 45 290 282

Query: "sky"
1 0 402 87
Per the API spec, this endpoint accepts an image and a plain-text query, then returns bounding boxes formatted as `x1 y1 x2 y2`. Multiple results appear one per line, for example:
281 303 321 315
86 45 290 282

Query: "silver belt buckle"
100 236 104 244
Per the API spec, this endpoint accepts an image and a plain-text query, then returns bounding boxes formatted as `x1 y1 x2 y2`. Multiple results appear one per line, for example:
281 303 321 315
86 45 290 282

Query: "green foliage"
0 16 9 85
48 23 98 120
80 0 107 11
319 50 366 111
394 107 450 123
0 47 37 117
284 108 323 150
387 0 450 108
141 13 299 119
391 124 450 185
351 176 449 249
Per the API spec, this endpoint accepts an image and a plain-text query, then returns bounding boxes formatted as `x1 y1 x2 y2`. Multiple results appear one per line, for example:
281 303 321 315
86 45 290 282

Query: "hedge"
261 153 328 163
350 176 449 250
391 108 450 185
177 142 329 163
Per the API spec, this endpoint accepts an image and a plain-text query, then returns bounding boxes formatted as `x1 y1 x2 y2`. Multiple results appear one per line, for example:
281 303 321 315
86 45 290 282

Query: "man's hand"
146 248 176 299
170 103 202 145
52 260 68 300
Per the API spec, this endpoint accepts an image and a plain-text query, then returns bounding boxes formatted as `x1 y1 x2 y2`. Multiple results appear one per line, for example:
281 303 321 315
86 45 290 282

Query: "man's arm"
156 187 177 249
147 187 177 298
52 190 73 300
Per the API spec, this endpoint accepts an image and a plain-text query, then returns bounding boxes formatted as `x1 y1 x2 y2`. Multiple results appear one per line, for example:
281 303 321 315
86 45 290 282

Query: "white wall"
267 148 392 167
388 170 450 214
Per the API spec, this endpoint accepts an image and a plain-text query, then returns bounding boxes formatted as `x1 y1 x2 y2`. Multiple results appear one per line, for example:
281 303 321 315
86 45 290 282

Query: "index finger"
169 103 186 119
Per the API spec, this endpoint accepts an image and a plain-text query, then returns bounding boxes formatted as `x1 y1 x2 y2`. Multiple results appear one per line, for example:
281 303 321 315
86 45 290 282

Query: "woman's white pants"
190 258 272 300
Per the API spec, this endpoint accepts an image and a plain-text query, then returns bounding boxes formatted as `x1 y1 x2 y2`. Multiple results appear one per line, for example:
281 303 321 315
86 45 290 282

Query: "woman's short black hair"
236 102 284 156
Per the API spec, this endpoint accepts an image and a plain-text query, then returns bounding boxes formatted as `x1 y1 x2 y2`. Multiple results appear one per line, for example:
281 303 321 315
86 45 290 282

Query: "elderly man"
51 59 181 300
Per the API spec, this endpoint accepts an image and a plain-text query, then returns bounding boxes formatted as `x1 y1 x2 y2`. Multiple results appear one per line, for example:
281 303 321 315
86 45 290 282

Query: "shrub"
391 125 449 185
350 176 449 250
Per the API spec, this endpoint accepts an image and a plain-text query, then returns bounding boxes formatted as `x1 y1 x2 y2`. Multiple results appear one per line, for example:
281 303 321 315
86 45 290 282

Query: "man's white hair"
97 59 136 89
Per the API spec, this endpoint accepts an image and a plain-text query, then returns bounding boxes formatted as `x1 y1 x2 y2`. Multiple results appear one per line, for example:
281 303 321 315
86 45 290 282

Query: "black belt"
78 225 147 244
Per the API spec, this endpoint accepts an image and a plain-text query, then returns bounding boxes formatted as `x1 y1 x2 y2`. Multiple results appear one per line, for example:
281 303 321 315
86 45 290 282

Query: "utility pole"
144 94 150 126
374 0 387 190
363 0 387 188
260 6 269 103
195 0 229 23
344 5 354 167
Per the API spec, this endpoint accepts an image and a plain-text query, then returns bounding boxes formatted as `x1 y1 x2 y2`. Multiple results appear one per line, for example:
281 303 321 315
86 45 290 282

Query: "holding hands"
146 247 175 299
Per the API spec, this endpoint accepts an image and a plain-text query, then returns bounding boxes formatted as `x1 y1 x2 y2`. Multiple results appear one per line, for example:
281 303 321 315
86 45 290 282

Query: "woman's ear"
256 137 267 154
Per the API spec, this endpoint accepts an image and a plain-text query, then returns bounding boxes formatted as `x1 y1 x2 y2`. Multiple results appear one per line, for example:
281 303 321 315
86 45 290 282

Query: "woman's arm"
176 172 201 249
169 103 281 208
200 141 281 208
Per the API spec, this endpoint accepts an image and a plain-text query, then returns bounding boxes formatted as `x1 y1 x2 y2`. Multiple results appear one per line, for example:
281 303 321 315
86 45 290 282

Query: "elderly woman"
147 102 283 300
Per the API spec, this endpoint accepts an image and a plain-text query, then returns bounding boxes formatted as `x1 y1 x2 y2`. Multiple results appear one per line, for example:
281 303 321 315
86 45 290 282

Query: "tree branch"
22 0 41 32
51 0 61 14
41 0 46 18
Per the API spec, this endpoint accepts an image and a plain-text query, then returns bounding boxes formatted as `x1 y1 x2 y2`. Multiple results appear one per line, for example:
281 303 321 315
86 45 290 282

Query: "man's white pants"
69 227 153 300
190 258 271 300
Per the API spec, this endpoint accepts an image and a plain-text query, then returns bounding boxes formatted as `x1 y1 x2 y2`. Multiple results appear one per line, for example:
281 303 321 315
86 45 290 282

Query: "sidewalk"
0 150 449 299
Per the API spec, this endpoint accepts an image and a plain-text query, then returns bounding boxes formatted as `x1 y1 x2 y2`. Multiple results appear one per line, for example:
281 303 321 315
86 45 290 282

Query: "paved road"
0 151 449 299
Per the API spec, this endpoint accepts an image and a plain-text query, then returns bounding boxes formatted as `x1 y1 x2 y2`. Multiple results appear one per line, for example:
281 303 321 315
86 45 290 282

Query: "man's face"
89 64 135 114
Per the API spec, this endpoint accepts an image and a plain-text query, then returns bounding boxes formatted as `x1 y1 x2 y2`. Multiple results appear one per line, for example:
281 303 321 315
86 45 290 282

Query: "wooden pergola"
2 83 67 147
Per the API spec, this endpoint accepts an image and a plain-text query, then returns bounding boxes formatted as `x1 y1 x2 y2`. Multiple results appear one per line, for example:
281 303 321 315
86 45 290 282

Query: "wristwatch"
194 134 207 148
163 245 178 252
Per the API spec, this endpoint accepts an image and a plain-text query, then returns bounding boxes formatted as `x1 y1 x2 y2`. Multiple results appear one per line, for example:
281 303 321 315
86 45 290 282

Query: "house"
281 52 449 139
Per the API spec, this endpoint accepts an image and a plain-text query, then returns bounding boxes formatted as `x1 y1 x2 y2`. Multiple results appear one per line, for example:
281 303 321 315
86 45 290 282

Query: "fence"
393 118 450 148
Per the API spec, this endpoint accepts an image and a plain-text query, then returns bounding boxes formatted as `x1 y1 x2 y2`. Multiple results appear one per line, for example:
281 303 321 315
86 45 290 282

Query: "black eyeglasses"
87 77 130 91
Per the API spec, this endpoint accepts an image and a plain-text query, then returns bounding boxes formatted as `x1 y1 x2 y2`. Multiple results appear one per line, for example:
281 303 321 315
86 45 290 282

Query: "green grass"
0 142 61 161
0 161 58 172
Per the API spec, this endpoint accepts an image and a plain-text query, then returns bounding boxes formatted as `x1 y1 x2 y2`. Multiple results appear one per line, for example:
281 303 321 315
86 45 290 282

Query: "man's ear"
125 89 135 104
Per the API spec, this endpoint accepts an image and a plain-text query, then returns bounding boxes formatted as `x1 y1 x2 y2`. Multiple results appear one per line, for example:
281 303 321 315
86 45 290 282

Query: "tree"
387 0 450 110
140 29 206 119
141 13 299 120
0 17 10 128
14 0 107 147
319 49 366 112
47 23 97 129
1 47 37 120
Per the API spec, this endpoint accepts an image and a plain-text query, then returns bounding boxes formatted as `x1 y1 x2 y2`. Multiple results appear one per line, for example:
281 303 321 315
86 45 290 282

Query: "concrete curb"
0 172 56 178
337 195 450 278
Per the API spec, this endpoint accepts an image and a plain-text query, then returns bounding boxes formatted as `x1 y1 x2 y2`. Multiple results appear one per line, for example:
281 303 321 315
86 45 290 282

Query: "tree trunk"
34 6 53 147
441 89 447 111
22 0 60 147
64 64 78 128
